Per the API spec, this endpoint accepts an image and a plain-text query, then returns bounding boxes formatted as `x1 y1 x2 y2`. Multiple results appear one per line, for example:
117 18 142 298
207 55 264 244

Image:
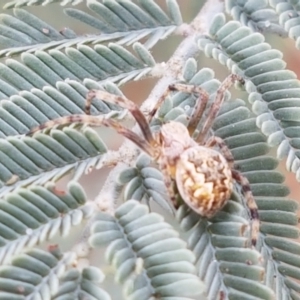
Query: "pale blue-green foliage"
0 127 107 193
117 153 174 213
196 13 300 298
177 203 274 300
0 181 92 266
0 73 123 192
3 0 84 9
0 181 97 299
0 42 155 97
0 0 181 56
199 14 300 181
0 1 172 199
53 267 111 300
117 61 300 299
269 0 300 47
225 0 287 35
0 1 298 300
90 200 205 299
0 247 77 299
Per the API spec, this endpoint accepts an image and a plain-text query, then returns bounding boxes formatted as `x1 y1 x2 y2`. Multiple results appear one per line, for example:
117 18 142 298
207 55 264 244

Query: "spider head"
158 121 197 175
160 121 194 149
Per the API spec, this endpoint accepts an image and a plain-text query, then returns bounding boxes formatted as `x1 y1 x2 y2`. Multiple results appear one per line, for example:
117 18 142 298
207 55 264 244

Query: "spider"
28 74 259 247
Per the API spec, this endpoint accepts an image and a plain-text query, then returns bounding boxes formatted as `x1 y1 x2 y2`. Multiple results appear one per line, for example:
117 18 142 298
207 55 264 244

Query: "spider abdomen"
175 146 233 218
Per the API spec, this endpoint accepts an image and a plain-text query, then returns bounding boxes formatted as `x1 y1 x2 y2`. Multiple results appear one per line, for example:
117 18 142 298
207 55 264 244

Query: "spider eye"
175 146 233 218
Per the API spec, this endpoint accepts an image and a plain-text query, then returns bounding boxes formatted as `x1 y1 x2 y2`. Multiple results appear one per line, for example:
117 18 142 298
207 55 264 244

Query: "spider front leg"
27 115 155 157
147 83 210 136
168 84 210 136
87 90 156 147
196 74 245 143
147 86 173 123
207 136 260 247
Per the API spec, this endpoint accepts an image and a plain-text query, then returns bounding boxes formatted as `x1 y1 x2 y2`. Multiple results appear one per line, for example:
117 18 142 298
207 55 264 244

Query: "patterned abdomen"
175 146 233 218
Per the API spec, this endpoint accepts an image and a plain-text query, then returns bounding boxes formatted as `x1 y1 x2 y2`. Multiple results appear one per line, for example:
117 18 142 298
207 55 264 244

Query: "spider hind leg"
232 169 260 248
206 136 259 248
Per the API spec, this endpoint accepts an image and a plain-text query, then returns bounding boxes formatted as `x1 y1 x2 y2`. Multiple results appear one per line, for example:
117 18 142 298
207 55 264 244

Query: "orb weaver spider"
28 74 259 247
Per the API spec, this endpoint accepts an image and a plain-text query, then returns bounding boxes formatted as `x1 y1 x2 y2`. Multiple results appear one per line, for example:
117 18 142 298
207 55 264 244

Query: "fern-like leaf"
0 1 297 299
0 127 106 192
0 245 76 298
53 266 111 299
116 61 300 298
196 16 300 298
198 14 300 181
0 42 156 100
3 0 84 9
226 0 286 35
0 181 93 264
0 1 181 57
90 200 205 299
270 0 300 47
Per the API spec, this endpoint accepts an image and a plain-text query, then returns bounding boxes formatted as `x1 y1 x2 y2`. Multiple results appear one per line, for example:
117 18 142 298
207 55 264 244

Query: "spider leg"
87 90 156 146
206 135 259 247
167 84 210 136
186 87 209 136
231 170 260 248
147 86 173 123
27 115 155 156
196 74 245 143
148 84 210 135
85 92 94 115
205 136 234 168
158 156 177 210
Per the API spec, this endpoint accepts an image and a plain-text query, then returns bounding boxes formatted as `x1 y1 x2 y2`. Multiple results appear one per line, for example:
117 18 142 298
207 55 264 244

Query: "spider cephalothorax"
158 121 196 168
28 74 259 247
